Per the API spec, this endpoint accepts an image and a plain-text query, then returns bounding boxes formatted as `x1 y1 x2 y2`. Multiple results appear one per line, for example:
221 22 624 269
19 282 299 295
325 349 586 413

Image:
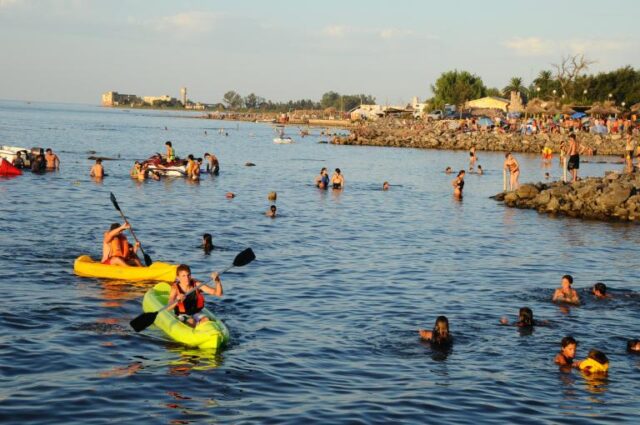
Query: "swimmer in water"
445 167 452 174
552 274 580 305
265 205 277 217
577 349 609 375
452 170 465 198
315 167 329 189
500 307 546 327
627 339 640 353
331 168 344 189
202 233 213 254
418 316 452 348
477 165 483 175
382 181 390 190
592 282 611 299
544 172 551 180
555 336 578 368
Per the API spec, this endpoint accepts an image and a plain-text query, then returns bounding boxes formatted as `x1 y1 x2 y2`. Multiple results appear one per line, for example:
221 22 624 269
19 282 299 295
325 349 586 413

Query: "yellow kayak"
73 255 177 281
143 282 230 351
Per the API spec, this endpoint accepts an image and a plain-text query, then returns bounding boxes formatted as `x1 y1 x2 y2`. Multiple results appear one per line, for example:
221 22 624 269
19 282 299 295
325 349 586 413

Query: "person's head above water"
165 141 172 147
202 233 213 249
335 168 341 175
383 181 390 190
320 167 327 174
517 307 534 327
561 274 573 288
270 205 277 213
445 167 452 174
433 316 449 338
560 336 577 358
457 170 465 177
627 339 640 353
593 282 607 297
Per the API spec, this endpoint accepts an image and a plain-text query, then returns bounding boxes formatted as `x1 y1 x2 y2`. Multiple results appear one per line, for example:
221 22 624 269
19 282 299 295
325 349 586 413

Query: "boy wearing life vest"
168 265 223 327
101 222 141 266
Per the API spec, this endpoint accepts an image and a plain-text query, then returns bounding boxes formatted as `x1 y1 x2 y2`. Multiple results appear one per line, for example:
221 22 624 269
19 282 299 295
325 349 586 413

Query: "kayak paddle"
129 247 256 332
109 192 153 266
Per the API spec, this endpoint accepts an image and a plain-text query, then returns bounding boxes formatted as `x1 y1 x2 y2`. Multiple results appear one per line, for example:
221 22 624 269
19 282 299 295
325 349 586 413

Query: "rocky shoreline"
492 172 640 222
333 120 630 156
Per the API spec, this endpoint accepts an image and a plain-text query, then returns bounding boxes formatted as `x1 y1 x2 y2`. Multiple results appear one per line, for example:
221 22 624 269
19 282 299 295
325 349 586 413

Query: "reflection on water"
1 101 639 423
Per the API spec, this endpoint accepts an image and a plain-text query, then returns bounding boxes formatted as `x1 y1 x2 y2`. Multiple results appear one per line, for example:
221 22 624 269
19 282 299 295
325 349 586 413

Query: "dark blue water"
1 101 639 424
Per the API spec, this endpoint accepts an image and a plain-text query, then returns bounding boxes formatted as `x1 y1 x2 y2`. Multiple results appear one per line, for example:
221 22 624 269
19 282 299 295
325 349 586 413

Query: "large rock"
596 186 632 210
515 184 539 200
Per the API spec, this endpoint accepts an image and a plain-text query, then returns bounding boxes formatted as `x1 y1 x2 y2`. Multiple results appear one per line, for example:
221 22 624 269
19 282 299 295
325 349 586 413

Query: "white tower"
180 87 187 106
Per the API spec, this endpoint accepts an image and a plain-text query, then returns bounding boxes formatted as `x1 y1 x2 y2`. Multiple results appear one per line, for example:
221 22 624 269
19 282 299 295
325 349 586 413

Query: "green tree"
430 70 486 110
532 70 559 99
244 93 259 109
320 91 341 109
502 77 527 97
223 90 244 109
486 87 502 97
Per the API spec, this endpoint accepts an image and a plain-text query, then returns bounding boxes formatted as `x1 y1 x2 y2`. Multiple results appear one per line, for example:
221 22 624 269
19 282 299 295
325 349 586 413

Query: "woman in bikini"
331 168 345 190
452 170 465 198
503 152 520 190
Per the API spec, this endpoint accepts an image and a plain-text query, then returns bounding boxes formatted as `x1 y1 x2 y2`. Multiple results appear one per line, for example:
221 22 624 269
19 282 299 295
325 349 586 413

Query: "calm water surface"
1 101 639 424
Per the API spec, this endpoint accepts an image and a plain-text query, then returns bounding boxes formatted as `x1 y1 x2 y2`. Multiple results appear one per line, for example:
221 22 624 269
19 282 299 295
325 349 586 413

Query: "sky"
1 0 639 105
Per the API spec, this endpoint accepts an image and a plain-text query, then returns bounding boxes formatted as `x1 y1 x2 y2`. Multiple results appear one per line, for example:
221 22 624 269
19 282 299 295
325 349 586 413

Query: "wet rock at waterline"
493 173 640 222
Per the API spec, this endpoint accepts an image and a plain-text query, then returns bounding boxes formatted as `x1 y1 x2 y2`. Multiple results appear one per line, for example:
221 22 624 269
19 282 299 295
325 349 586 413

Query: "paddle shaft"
110 192 151 264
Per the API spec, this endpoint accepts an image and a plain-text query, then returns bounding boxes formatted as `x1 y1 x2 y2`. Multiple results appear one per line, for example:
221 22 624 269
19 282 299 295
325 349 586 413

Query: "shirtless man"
503 152 520 190
624 131 636 172
102 223 142 266
90 159 104 178
567 134 590 182
45 148 60 170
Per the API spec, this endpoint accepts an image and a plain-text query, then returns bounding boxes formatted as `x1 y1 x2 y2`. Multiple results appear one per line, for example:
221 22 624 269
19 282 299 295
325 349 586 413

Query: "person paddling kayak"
168 265 223 327
102 223 142 266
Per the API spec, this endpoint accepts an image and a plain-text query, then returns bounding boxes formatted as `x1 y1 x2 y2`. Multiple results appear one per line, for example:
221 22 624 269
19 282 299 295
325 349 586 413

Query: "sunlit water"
1 101 639 424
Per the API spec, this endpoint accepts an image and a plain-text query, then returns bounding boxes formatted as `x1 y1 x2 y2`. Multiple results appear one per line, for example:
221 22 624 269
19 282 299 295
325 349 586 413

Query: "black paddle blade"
130 311 158 332
233 248 256 267
109 192 121 212
143 253 153 267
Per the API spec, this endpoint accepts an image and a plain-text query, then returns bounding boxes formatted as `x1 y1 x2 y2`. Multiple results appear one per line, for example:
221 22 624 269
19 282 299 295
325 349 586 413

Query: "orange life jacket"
109 235 130 258
174 280 205 315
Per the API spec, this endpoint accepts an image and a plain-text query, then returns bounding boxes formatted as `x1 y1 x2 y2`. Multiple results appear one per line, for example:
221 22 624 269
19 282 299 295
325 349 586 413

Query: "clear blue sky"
1 0 638 104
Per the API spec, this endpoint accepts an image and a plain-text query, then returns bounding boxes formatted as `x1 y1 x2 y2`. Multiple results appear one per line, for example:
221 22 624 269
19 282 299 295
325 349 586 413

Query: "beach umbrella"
571 112 586 119
478 117 494 127
561 105 576 115
630 102 640 112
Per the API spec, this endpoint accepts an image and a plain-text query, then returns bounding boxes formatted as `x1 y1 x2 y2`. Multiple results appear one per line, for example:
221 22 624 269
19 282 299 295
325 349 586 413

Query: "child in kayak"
577 349 609 375
552 275 580 305
555 336 578 368
418 316 452 348
168 265 223 327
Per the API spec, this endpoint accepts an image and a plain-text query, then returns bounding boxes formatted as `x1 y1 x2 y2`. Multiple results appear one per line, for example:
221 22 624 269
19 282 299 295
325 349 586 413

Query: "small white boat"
146 164 187 177
273 137 294 144
0 145 30 164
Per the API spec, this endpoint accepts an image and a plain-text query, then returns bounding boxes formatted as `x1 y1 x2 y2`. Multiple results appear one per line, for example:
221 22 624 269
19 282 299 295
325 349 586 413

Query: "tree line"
428 54 640 111
220 90 376 113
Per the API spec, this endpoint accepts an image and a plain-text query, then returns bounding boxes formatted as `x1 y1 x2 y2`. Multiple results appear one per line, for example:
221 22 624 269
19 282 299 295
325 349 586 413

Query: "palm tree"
502 77 527 97
533 70 556 98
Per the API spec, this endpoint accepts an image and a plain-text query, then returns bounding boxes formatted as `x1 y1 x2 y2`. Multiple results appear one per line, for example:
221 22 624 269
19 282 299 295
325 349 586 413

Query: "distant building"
180 87 187 106
410 96 429 118
101 91 140 107
465 96 510 112
142 95 175 105
508 91 524 113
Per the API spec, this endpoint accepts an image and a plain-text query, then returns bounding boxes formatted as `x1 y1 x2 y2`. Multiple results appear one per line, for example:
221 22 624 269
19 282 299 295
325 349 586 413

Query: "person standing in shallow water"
331 168 344 189
469 146 477 171
503 152 520 190
452 170 465 198
567 133 590 182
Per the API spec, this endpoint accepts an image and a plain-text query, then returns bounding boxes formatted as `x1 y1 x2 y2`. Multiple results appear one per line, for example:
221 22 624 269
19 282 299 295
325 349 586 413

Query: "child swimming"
554 336 578 368
627 339 640 353
552 274 580 305
418 316 452 348
500 307 547 327
578 349 609 375
592 282 611 299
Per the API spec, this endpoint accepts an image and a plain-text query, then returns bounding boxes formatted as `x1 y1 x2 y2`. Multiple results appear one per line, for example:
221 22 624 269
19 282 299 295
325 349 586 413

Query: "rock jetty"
333 119 629 156
493 172 640 222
